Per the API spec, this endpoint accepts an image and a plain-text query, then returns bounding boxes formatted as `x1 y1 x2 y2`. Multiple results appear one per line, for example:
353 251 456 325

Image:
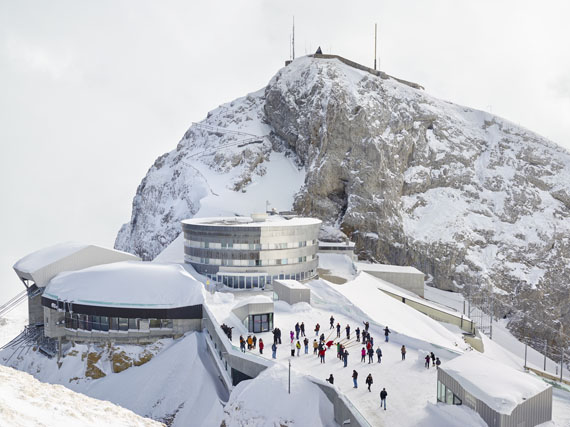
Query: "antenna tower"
292 16 295 60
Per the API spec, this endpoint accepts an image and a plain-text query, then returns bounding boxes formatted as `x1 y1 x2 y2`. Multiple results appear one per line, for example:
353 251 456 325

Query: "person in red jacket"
319 347 326 363
259 338 264 354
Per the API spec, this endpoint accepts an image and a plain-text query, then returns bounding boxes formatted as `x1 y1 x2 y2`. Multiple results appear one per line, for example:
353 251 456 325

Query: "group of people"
220 323 233 341
239 334 264 354
424 351 441 369
349 370 388 409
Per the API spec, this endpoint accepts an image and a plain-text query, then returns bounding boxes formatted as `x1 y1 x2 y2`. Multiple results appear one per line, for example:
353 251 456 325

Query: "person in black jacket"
326 374 334 385
365 373 373 392
352 370 358 388
384 326 391 342
380 388 388 410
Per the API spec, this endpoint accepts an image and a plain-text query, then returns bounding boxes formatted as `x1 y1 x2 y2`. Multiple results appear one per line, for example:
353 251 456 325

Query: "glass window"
82 315 90 331
279 274 284 280
261 314 268 331
65 312 72 329
445 388 453 405
72 314 79 329
260 276 266 287
285 274 291 280
239 276 245 289
150 319 161 329
162 319 173 329
91 315 101 331
100 316 109 332
246 277 252 289
110 317 119 330
128 318 138 330
453 395 462 405
222 276 228 286
119 318 128 331
248 260 255 266
253 277 258 287
255 259 262 266
276 259 282 265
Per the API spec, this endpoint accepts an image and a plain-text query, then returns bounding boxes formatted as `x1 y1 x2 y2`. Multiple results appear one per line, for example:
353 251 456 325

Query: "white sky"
1 0 570 301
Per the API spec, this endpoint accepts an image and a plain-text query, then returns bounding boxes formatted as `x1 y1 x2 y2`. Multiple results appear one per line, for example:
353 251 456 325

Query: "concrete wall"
231 302 274 323
28 292 44 325
310 379 372 427
273 281 311 305
381 289 475 334
365 271 424 297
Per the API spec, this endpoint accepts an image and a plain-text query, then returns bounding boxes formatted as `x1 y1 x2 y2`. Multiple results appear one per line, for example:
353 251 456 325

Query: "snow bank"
222 364 335 427
317 272 467 351
152 234 184 263
233 295 273 309
0 365 161 427
441 352 550 415
44 261 204 308
13 242 88 274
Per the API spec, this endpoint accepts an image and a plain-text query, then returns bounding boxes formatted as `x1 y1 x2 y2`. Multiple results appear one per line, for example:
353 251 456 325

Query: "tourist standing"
259 338 264 354
401 345 406 361
384 326 391 342
380 388 388 410
271 342 277 359
366 374 373 392
352 370 358 388
376 346 382 363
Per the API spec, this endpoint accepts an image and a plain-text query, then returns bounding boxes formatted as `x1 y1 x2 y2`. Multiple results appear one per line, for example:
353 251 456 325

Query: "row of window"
63 313 173 332
185 254 315 266
245 313 274 333
205 269 316 289
437 381 462 405
185 239 317 250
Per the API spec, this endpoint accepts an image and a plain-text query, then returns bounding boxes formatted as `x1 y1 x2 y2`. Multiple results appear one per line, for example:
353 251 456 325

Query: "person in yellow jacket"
296 340 301 357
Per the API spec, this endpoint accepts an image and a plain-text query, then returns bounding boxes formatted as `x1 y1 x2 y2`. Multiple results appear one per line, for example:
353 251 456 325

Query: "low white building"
272 280 311 305
231 295 274 333
354 262 425 297
438 352 552 427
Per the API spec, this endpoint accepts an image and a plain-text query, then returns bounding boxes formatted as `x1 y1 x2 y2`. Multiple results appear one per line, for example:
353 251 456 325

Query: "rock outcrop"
117 56 570 354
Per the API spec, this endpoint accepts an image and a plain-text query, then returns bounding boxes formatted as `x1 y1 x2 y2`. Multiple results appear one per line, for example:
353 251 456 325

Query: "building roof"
274 280 310 290
440 352 550 415
232 295 273 309
44 261 204 309
182 216 321 228
354 262 424 275
13 242 140 287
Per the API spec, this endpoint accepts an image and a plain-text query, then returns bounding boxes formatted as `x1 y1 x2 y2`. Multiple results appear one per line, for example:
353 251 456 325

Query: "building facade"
182 216 321 289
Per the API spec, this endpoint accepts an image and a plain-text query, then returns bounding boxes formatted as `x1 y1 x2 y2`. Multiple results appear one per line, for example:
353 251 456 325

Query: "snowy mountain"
115 55 570 355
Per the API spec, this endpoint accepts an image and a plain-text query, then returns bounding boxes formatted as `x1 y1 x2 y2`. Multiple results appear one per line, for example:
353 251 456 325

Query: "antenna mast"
292 16 295 60
374 23 377 70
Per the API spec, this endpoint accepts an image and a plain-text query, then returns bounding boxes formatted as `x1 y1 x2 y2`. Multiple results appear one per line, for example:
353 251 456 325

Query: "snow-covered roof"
182 216 321 228
13 242 140 286
441 352 550 415
44 261 204 309
232 295 273 309
152 234 184 264
355 262 424 275
274 280 309 290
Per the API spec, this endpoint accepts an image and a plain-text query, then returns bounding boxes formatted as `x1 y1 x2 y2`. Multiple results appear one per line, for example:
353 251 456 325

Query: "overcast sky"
1 0 569 300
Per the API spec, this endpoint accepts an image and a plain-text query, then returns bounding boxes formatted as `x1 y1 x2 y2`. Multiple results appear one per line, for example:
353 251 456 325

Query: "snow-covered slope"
116 55 570 353
0 364 161 427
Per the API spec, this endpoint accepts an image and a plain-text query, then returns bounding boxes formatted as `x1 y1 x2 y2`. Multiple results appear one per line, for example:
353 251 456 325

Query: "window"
119 318 128 331
128 318 138 330
161 319 173 329
260 276 266 288
150 319 161 329
100 316 109 332
253 277 258 288
91 315 101 331
239 276 245 289
110 317 119 330
255 259 262 266
246 277 252 289
248 260 255 266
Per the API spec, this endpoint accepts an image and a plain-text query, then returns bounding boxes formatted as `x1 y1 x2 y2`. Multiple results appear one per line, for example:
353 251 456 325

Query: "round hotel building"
182 215 321 289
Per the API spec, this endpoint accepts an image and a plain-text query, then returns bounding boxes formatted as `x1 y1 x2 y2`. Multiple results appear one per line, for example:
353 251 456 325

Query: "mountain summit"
116 55 570 351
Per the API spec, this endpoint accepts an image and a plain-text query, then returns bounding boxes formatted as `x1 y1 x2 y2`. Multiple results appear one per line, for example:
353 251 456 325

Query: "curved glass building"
182 215 322 289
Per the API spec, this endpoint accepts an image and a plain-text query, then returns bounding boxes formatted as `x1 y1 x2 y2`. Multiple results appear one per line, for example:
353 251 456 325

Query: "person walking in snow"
259 338 264 354
344 349 349 367
380 388 388 410
346 324 351 340
368 346 374 364
361 347 366 363
313 339 319 355
376 346 382 363
315 323 320 336
247 335 253 350
330 315 335 329
295 322 300 340
366 373 373 392
291 341 295 357
240 335 246 353
290 330 295 343
401 345 406 361
336 322 341 338
319 346 326 363
356 327 361 342
277 328 282 344
425 354 431 369
252 335 257 349
384 326 391 342
304 337 309 354
363 321 370 332
352 370 358 388
430 351 435 367
296 340 301 356
326 374 334 385
300 322 305 337
435 357 441 369
272 328 279 345
271 342 277 359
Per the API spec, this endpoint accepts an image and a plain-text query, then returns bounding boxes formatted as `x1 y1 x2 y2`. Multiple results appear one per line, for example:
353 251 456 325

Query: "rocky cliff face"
116 56 570 352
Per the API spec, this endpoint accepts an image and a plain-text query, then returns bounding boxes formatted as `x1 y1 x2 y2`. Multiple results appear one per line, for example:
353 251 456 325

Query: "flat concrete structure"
231 296 274 333
355 262 425 297
273 280 311 305
317 241 357 261
438 352 552 427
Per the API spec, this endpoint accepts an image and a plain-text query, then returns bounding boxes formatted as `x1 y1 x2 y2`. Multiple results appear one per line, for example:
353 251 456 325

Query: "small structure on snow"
231 295 274 333
272 280 311 305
